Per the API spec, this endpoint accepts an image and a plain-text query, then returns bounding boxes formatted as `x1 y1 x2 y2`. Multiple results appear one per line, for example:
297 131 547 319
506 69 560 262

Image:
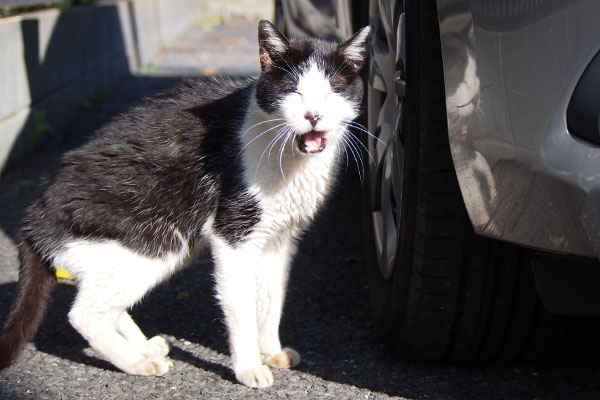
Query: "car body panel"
435 0 600 259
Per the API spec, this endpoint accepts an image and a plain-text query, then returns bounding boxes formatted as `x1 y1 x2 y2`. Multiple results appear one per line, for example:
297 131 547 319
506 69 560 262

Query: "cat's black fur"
441 21 477 103
256 36 364 113
24 79 258 261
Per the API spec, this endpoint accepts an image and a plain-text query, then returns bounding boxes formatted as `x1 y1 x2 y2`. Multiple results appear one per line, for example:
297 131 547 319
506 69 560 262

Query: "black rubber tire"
363 0 564 363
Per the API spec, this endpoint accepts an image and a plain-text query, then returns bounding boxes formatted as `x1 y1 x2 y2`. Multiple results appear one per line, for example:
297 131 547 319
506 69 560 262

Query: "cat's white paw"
141 336 170 358
130 357 173 376
235 365 274 388
265 347 301 369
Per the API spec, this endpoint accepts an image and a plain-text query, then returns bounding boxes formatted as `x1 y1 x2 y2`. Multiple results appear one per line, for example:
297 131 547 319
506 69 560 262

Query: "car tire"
363 0 564 362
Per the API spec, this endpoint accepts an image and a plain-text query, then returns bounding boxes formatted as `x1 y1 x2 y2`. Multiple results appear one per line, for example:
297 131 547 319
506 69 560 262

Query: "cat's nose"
305 113 322 128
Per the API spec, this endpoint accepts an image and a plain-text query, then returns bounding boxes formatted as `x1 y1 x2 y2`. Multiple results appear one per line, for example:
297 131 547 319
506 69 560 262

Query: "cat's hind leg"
117 312 170 359
69 304 173 376
56 239 182 375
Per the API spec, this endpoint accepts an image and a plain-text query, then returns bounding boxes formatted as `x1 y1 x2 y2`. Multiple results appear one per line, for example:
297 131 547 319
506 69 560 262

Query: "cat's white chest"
239 94 341 237
256 155 336 235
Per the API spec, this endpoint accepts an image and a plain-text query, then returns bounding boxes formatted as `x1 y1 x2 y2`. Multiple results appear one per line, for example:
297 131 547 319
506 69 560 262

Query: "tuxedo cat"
0 20 372 388
442 21 480 136
442 21 496 230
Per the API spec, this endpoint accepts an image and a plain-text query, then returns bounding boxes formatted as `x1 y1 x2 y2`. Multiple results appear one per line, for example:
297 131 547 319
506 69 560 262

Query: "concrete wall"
0 0 203 174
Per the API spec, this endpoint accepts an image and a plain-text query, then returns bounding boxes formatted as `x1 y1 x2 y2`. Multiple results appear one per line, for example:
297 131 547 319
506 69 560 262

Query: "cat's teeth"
297 131 327 153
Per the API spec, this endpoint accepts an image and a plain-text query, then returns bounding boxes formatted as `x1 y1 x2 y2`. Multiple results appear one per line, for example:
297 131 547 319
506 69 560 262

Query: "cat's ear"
258 20 291 72
337 25 372 73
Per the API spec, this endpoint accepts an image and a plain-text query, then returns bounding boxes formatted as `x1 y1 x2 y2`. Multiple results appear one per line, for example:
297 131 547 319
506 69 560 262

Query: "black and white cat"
442 22 480 137
442 21 496 230
0 20 372 388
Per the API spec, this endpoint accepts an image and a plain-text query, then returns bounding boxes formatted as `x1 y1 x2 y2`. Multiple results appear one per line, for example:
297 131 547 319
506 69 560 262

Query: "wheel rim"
367 0 406 280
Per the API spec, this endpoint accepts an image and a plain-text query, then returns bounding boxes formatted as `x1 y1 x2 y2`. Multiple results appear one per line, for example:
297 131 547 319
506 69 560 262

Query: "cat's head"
255 20 372 155
442 23 480 136
444 40 480 119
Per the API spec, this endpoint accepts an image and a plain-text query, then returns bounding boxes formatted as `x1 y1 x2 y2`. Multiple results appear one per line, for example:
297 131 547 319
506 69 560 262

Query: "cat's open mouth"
297 130 327 154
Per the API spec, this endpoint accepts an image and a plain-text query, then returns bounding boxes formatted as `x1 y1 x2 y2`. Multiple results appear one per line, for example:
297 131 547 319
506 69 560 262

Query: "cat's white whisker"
343 120 386 145
273 65 298 80
342 134 365 182
337 138 351 171
278 129 295 181
289 132 297 159
475 99 488 127
330 62 348 81
346 135 370 182
345 130 376 164
345 139 364 182
254 126 290 179
239 121 288 156
242 118 285 137
266 127 290 166
281 57 301 79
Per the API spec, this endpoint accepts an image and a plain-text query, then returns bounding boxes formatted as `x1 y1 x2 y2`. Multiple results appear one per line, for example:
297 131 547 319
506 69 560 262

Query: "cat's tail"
0 238 56 369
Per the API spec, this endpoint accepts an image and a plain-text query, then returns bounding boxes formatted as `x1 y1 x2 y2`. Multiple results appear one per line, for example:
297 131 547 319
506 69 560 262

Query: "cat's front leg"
212 238 273 388
256 237 301 370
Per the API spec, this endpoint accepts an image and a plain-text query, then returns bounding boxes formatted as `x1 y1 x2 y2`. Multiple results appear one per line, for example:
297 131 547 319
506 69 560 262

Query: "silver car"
278 0 600 362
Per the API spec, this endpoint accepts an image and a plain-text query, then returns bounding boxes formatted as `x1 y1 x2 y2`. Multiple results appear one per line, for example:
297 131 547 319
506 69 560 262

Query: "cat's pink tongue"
302 131 326 153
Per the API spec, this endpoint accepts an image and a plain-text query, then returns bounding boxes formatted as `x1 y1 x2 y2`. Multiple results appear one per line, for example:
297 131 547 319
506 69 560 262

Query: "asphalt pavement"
1 16 600 400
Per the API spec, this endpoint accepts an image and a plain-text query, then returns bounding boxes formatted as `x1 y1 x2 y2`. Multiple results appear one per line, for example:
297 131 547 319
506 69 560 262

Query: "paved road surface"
1 17 600 400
